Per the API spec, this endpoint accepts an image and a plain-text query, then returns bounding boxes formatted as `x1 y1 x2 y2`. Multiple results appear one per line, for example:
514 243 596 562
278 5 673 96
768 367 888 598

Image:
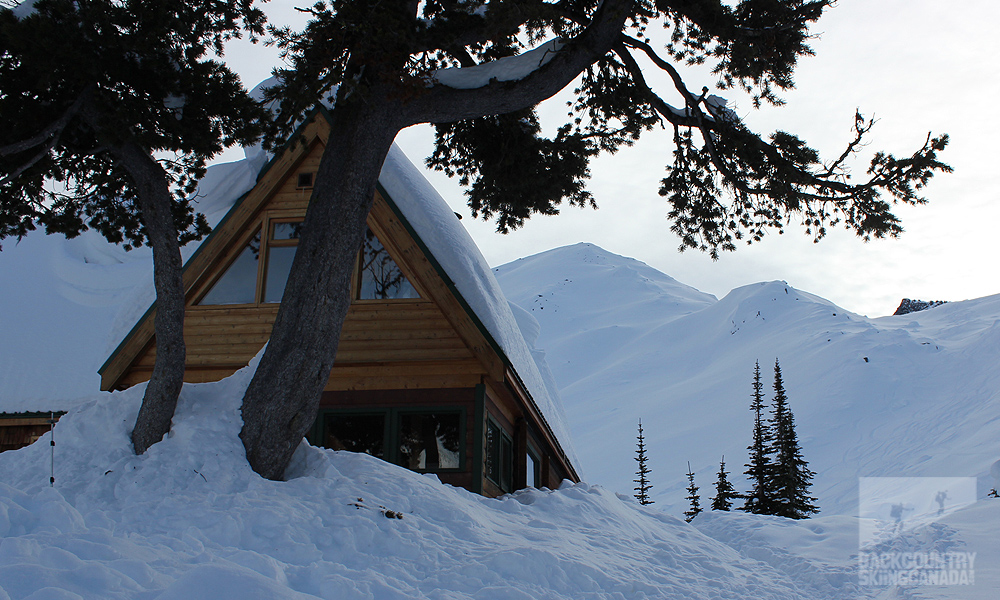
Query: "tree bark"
79 96 188 453
239 98 403 479
108 138 188 455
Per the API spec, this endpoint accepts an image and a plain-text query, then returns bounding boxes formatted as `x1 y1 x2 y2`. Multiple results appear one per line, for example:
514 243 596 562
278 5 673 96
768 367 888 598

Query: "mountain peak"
494 243 716 326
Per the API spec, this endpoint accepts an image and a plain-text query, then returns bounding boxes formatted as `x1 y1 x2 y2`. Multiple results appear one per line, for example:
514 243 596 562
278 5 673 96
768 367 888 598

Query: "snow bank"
0 229 145 410
0 151 262 410
0 368 854 599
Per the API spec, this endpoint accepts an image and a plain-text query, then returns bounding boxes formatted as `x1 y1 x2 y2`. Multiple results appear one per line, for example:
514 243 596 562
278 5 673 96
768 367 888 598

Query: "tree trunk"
239 99 402 479
109 139 187 455
231 0 639 479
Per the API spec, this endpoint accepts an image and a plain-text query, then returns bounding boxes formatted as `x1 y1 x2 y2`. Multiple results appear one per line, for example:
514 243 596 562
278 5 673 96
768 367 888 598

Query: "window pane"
486 420 500 484
397 412 461 471
272 221 303 240
526 450 540 488
500 435 513 492
323 413 385 458
359 229 419 300
198 232 261 305
263 245 296 303
485 420 514 492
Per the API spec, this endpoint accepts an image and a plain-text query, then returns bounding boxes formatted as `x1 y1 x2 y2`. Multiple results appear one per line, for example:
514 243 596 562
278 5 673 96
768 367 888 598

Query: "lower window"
323 413 386 458
485 418 513 493
315 408 464 473
397 412 461 470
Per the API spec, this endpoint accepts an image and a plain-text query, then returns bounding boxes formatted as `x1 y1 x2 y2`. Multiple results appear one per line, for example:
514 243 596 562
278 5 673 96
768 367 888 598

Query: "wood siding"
123 300 486 391
0 415 58 453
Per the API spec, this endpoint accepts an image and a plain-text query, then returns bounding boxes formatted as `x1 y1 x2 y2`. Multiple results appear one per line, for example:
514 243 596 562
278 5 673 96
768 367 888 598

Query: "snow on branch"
430 39 565 89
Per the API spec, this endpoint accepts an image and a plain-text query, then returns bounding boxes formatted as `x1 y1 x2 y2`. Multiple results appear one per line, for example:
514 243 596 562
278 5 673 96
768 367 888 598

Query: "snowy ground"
1 357 997 597
0 365 862 600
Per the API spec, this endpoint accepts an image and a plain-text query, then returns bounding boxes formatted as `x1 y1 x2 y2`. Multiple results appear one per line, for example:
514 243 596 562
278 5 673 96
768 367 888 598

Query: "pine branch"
0 89 89 157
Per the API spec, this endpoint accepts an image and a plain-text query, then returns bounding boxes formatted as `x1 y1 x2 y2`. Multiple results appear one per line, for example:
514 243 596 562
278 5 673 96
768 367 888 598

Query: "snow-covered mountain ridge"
494 243 1000 517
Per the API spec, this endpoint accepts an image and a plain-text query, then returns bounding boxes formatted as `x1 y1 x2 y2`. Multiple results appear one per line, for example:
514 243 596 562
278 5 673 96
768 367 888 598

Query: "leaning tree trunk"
109 138 188 455
239 98 402 479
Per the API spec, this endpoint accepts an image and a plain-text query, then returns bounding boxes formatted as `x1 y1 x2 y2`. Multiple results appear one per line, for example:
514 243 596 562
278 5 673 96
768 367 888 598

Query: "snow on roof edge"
377 144 582 476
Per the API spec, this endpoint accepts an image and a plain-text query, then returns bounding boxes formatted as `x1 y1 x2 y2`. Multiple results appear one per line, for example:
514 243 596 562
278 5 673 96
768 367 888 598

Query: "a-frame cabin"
99 110 579 496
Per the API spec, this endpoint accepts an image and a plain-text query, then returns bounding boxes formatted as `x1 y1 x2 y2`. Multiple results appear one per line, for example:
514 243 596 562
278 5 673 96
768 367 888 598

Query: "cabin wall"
480 381 568 495
0 414 59 453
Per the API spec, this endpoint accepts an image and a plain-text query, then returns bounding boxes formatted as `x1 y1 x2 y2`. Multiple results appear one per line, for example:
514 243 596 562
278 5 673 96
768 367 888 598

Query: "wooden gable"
101 114 500 394
99 111 579 494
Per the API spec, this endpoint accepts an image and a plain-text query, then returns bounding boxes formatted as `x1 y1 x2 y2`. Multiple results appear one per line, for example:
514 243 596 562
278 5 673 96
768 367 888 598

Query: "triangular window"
358 228 419 300
197 218 303 306
198 232 261 305
197 222 416 305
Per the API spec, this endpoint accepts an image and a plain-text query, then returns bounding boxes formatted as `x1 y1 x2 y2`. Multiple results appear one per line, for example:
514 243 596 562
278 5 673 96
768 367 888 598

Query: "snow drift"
0 362 859 599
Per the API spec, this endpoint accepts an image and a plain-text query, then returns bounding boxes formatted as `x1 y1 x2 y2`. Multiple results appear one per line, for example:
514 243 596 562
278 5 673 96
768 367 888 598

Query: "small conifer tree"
768 360 819 518
684 461 703 522
634 419 654 505
743 361 776 514
711 455 738 511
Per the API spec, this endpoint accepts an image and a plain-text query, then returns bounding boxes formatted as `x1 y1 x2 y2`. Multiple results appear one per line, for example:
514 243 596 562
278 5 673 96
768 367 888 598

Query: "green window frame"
355 227 420 300
196 215 303 306
485 417 514 493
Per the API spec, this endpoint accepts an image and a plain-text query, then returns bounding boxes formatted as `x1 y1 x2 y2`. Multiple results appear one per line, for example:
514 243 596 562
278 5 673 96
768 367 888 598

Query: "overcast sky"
223 1 1000 317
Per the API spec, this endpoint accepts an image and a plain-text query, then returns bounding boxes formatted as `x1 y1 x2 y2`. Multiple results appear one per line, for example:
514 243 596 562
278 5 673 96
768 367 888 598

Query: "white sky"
221 0 1000 317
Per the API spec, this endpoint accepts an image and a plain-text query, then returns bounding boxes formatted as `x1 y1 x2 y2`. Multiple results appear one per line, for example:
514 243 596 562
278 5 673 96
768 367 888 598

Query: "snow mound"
0 370 853 599
494 243 717 393
0 152 262 409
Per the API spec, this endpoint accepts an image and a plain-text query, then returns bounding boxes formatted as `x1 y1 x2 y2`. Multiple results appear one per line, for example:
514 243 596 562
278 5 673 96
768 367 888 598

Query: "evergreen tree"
743 361 776 514
768 360 819 518
684 461 703 522
711 455 738 511
634 418 654 505
237 0 952 479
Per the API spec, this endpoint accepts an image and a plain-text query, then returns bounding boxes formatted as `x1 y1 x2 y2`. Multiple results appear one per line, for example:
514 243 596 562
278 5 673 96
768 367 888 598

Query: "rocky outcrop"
893 298 947 316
